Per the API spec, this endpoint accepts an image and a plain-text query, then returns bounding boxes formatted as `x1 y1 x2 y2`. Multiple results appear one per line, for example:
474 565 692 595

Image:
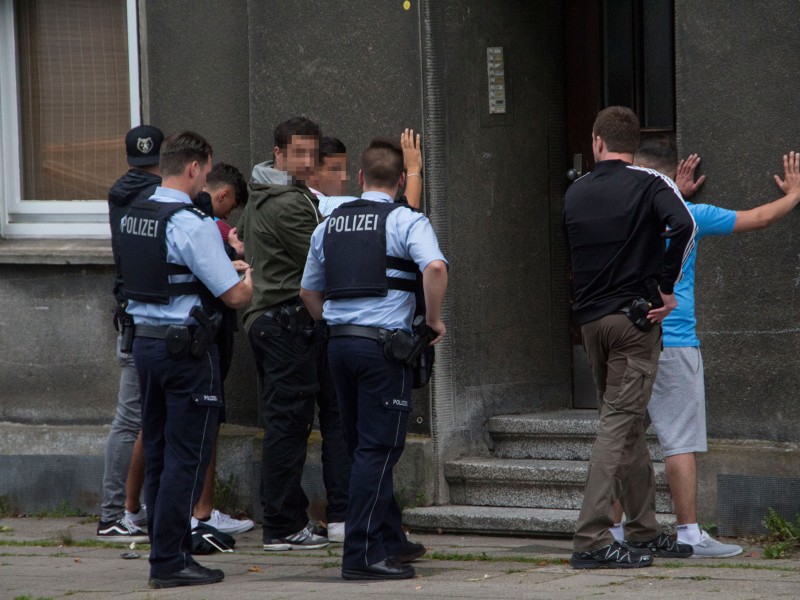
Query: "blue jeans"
100 335 141 522
327 336 412 569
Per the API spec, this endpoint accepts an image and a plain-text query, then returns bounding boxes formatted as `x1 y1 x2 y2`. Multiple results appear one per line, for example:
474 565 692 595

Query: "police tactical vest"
323 200 418 300
119 200 210 305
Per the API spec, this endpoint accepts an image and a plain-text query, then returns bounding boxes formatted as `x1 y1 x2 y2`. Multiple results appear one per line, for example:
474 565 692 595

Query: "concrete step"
445 458 673 513
488 410 664 462
403 505 677 537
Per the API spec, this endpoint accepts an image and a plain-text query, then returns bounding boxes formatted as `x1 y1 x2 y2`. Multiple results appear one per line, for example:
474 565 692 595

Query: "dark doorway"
564 0 675 408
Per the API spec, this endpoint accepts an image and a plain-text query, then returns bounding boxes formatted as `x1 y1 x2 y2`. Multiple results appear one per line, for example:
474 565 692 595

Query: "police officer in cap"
119 130 253 589
300 137 448 580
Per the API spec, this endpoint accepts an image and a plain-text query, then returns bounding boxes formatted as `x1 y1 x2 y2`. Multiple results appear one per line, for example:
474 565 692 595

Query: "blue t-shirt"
663 202 736 347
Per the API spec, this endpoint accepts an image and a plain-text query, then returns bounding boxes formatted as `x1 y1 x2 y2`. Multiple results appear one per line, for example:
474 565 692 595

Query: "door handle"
566 154 583 181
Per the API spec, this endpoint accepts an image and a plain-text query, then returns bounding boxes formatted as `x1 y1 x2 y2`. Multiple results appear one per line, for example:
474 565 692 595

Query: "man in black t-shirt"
563 106 696 569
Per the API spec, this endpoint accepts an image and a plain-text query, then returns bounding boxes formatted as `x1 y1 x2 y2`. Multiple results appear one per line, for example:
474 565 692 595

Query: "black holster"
409 315 435 388
189 306 222 358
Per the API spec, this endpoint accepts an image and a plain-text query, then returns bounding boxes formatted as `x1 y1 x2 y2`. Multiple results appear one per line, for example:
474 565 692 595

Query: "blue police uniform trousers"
133 338 221 577
327 336 412 569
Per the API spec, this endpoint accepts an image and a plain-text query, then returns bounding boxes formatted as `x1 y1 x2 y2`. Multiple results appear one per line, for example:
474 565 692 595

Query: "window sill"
0 238 113 265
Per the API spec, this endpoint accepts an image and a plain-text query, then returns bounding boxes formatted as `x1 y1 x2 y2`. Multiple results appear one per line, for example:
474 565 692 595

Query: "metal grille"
717 474 800 537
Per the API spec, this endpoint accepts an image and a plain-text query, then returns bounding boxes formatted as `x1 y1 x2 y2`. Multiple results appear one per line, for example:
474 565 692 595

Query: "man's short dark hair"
320 136 347 160
361 138 403 188
273 116 321 150
207 162 248 208
592 106 640 154
159 131 213 178
634 134 678 177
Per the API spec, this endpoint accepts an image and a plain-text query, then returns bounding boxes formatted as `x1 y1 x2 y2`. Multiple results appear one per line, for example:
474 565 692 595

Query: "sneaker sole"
570 558 652 569
691 549 743 558
650 550 694 558
212 523 255 535
263 541 329 551
96 535 149 543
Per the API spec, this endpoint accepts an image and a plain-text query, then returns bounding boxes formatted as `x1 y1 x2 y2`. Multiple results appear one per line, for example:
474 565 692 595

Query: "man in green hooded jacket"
239 116 335 551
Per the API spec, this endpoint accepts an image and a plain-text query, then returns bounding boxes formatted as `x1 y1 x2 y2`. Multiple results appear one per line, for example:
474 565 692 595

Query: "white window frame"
0 0 140 238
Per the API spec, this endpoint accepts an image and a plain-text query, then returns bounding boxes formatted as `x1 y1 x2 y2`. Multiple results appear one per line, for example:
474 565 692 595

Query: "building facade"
1 0 799 534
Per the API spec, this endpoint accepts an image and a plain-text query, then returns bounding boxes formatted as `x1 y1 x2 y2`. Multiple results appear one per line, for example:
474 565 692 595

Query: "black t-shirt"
563 160 696 325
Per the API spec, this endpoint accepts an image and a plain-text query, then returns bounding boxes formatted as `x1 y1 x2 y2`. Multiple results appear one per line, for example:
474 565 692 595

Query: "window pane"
642 0 674 129
603 0 635 109
15 0 131 201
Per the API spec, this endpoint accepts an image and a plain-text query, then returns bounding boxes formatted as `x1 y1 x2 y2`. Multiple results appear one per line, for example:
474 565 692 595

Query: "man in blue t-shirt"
611 135 800 557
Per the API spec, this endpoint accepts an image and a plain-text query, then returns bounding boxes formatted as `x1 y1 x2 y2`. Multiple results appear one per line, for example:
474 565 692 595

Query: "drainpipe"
419 0 453 505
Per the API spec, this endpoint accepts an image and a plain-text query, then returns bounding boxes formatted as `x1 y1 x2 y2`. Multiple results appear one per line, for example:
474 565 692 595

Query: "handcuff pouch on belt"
164 306 222 359
114 302 135 354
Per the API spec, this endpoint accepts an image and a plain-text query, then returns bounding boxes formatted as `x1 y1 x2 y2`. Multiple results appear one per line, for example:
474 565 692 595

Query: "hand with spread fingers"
676 153 706 199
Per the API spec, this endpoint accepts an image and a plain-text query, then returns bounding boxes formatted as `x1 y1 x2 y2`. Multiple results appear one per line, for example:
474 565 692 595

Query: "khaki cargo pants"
573 313 662 552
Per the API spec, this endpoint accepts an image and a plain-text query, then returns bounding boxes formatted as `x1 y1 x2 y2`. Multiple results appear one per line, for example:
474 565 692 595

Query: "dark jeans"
133 338 220 577
328 336 412 569
248 312 318 540
314 322 351 523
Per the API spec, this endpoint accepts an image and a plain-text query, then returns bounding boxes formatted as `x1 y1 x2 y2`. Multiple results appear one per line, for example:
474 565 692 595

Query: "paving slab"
1 517 798 599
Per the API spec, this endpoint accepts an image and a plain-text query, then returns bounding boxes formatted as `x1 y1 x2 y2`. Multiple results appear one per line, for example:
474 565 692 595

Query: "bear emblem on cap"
137 137 153 154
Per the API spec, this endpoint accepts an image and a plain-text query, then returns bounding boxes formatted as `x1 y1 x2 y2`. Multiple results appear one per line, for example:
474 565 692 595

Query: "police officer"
119 131 253 589
300 137 448 580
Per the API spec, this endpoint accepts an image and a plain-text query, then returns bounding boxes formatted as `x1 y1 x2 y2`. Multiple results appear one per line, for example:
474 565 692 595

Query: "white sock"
609 522 624 542
676 523 702 545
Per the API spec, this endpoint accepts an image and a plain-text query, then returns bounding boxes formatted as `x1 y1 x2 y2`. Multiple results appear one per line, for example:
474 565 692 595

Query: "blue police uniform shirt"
126 186 240 326
663 201 736 347
315 192 360 217
301 190 447 332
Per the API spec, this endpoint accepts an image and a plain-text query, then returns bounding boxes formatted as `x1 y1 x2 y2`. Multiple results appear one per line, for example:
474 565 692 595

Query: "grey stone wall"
675 1 800 441
435 0 570 462
0 263 118 424
246 0 423 194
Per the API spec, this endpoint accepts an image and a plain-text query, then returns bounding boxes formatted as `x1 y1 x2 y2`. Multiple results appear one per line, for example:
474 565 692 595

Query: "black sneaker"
627 533 694 558
570 541 653 569
263 525 329 551
96 517 149 543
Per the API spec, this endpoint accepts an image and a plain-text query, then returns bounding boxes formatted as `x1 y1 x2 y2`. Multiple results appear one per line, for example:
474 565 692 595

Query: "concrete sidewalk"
1 517 798 599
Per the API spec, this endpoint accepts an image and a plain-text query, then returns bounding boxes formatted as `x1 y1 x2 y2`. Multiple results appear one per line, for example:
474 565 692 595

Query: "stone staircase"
403 410 675 536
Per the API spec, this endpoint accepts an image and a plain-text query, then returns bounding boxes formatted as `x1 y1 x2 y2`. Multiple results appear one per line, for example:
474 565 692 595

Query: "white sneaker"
327 521 345 543
124 505 147 530
201 509 254 535
690 531 743 558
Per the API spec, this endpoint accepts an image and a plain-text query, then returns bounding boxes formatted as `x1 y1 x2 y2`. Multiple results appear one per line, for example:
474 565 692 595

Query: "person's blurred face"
315 154 348 196
206 184 237 219
274 135 319 183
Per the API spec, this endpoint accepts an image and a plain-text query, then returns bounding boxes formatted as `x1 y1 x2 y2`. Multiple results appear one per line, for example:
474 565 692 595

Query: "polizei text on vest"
121 216 159 238
327 213 379 233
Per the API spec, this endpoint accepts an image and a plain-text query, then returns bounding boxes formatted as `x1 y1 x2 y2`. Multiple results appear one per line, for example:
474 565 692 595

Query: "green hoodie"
238 181 322 332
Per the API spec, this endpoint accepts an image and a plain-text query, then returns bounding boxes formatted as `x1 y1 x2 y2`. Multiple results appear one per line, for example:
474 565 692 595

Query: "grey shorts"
647 346 707 456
